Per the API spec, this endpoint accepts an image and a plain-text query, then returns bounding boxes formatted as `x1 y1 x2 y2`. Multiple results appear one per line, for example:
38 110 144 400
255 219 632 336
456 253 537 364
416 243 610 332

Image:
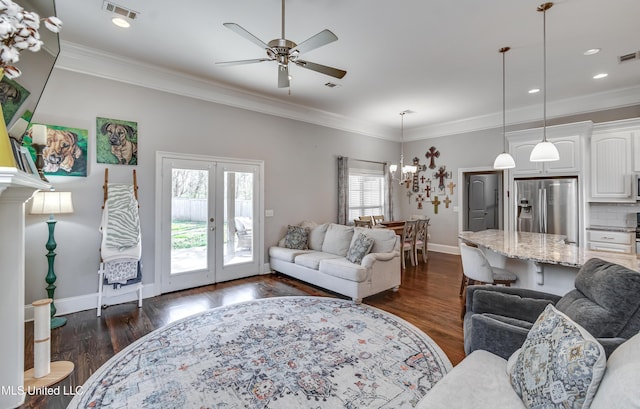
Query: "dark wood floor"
20 251 464 408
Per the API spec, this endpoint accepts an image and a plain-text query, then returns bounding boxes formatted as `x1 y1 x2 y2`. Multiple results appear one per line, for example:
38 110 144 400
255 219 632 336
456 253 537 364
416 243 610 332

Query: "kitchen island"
458 229 640 295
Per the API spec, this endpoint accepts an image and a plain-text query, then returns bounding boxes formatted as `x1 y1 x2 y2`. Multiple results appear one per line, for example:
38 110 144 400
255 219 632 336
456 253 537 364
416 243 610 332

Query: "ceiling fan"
217 0 347 88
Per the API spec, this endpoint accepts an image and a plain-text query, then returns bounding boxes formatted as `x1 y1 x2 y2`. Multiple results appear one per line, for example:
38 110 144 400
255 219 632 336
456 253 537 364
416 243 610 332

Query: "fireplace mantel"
0 167 49 409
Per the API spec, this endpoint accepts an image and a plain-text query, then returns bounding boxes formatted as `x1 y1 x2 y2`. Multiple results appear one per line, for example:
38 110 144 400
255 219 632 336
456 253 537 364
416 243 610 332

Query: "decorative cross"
447 181 456 195
412 158 426 193
431 195 441 214
415 194 425 209
434 166 447 191
420 175 427 184
424 183 431 198
444 195 452 209
406 190 413 203
425 146 440 169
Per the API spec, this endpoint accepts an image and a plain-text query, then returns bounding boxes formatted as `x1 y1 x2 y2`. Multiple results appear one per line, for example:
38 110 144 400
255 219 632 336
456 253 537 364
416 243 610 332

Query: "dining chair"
372 215 385 225
413 218 429 263
354 219 373 228
400 220 418 269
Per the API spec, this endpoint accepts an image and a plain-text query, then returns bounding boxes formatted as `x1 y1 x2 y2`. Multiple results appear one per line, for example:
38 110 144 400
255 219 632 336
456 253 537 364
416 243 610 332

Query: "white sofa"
269 222 401 302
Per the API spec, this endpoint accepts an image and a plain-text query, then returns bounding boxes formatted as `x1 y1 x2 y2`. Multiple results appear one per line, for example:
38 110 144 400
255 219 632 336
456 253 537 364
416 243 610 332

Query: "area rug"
68 296 452 408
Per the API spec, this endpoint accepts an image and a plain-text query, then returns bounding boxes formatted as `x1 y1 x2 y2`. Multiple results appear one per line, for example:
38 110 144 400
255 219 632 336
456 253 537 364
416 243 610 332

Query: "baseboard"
428 243 460 255
24 283 158 322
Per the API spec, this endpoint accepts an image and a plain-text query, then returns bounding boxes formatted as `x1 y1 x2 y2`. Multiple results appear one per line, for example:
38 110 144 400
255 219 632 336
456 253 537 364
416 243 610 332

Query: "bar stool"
459 242 517 315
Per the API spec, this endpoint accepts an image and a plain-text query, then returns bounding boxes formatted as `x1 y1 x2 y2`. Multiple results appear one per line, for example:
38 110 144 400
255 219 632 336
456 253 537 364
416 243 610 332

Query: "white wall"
23 68 400 307
396 128 503 250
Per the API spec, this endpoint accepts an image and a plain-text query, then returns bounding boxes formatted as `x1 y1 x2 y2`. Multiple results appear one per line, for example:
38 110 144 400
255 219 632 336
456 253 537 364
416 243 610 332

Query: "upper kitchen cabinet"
507 122 591 177
589 118 640 202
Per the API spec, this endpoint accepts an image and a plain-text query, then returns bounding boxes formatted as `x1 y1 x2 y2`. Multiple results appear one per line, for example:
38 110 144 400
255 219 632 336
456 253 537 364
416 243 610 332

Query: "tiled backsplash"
589 203 640 227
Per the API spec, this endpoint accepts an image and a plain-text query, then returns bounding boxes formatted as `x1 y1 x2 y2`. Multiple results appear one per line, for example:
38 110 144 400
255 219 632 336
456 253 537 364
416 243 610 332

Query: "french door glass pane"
224 170 254 266
171 168 209 274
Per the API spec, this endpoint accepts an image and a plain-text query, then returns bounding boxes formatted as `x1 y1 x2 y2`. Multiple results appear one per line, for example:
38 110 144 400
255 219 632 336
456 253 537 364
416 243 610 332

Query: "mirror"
1 0 60 134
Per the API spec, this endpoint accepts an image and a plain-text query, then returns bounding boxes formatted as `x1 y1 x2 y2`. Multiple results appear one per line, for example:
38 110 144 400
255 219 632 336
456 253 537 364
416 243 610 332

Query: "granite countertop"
586 225 637 233
458 229 640 271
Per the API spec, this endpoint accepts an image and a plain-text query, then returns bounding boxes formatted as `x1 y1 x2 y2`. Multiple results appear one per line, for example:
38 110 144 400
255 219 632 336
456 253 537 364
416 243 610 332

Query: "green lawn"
171 220 233 249
171 221 207 249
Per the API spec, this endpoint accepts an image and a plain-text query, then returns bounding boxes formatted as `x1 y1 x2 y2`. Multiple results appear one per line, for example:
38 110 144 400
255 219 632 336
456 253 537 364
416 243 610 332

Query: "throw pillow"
283 225 310 250
346 233 374 264
507 304 606 409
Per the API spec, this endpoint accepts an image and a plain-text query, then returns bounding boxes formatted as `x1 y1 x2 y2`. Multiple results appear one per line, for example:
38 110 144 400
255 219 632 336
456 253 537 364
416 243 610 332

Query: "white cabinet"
507 122 588 177
586 230 634 254
589 119 640 202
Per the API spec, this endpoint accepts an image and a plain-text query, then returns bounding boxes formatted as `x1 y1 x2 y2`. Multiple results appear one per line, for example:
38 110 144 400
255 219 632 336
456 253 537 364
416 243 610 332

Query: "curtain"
384 162 393 220
337 156 349 225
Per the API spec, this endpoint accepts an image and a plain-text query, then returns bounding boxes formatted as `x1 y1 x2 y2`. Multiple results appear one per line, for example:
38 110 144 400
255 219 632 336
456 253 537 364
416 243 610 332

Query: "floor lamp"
30 190 74 329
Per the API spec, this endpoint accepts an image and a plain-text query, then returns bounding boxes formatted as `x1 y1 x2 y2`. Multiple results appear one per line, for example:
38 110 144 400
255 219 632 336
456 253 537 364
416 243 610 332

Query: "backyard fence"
172 198 253 222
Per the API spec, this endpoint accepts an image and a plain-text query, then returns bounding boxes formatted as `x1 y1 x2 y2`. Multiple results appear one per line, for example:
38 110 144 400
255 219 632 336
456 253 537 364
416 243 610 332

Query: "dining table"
377 220 405 235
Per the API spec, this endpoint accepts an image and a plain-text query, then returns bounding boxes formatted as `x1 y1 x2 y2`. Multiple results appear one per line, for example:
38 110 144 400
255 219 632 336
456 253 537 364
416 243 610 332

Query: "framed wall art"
27 124 88 177
96 117 138 165
0 76 30 126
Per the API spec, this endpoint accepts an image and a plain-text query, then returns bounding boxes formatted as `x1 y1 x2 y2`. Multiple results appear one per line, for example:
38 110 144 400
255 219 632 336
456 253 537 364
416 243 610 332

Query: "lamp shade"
30 191 74 215
493 152 516 169
529 140 559 162
30 124 48 146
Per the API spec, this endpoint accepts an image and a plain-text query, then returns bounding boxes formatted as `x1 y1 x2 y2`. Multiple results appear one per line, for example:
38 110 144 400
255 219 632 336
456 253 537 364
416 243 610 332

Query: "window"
348 168 385 221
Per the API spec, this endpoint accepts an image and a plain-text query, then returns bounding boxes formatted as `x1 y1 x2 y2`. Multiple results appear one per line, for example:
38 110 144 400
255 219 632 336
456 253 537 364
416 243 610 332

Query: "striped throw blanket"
104 184 140 251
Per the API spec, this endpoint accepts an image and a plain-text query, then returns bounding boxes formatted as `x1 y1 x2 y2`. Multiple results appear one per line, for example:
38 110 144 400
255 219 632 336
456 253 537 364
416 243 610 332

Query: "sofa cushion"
346 233 374 264
590 331 640 409
416 350 524 409
508 304 606 409
269 246 311 263
294 252 341 270
321 224 354 256
319 258 368 282
283 225 310 250
556 258 640 339
307 222 329 251
351 226 397 254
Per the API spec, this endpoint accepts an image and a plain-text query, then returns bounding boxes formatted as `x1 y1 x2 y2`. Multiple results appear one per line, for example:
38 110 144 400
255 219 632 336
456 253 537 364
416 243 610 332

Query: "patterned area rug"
69 297 452 408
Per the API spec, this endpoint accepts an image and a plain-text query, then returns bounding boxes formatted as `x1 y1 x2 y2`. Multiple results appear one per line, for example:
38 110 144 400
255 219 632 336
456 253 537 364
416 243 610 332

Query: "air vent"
618 51 640 64
102 1 139 20
324 82 339 88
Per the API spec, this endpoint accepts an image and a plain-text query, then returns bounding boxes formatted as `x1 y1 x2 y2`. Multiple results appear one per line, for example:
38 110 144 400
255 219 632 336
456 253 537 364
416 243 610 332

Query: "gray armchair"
464 258 640 360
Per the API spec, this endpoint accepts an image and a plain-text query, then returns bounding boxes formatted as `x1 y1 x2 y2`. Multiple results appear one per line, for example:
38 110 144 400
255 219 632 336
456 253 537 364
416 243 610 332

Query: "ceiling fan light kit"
218 0 347 89
530 2 560 163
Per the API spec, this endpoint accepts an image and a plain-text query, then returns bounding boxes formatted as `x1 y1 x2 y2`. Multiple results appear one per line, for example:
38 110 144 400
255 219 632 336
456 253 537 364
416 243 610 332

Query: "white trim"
56 41 395 141
24 284 158 322
428 243 459 255
55 41 640 143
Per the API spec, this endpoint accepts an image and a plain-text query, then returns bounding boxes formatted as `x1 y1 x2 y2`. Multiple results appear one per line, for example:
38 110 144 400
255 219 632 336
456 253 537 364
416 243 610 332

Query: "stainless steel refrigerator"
514 177 579 244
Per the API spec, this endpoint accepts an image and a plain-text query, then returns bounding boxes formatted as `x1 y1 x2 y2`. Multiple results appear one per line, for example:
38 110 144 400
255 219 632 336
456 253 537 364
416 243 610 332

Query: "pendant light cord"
502 48 507 152
542 4 548 142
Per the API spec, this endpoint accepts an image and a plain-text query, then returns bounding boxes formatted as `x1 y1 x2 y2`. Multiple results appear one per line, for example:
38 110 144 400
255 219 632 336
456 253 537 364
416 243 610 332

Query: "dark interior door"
467 174 498 231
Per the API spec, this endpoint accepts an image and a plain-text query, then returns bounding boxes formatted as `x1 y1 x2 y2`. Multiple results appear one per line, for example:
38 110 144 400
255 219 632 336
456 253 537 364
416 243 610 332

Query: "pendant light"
389 111 417 184
493 46 516 169
530 2 559 162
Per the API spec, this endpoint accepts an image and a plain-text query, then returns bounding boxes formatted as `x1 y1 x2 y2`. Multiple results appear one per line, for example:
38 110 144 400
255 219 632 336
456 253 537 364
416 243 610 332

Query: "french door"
157 153 263 294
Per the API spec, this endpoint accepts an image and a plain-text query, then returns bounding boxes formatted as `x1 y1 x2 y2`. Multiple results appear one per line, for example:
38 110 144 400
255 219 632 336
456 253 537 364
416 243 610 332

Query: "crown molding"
55 41 396 140
55 41 640 143
405 85 640 141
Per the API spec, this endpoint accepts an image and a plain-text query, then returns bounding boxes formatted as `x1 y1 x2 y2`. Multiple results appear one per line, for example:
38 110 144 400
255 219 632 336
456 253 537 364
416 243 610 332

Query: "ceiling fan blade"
294 60 347 79
278 64 290 88
290 29 338 54
216 58 272 66
223 22 271 50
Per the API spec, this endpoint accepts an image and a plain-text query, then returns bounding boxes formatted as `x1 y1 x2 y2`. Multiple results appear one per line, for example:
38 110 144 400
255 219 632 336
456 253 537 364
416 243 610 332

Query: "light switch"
265 209 274 217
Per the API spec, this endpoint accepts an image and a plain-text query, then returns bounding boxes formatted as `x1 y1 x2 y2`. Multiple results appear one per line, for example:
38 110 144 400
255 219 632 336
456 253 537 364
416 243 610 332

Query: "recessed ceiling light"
593 73 608 79
528 88 540 94
584 48 601 56
112 17 130 28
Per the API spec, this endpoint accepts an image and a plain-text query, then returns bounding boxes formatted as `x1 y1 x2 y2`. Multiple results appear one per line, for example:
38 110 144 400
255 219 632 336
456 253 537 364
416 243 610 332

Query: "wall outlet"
427 233 431 239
